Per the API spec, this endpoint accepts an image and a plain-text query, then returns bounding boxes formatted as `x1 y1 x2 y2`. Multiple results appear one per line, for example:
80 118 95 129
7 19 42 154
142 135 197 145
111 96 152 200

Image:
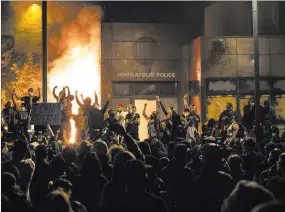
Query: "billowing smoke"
48 5 102 143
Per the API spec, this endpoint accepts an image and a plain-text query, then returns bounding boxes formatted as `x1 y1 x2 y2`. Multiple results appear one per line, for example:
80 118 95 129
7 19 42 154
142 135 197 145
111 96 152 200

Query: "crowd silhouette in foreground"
2 87 285 212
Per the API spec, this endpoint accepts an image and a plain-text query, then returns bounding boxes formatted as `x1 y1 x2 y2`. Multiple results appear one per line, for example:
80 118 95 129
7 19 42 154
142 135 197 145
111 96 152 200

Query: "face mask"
28 92 33 96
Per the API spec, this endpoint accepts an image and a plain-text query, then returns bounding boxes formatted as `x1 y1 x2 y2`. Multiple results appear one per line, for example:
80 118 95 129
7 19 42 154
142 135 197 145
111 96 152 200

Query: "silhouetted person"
160 144 195 212
2 172 33 212
260 148 282 182
262 100 276 127
221 180 274 212
36 189 73 212
2 100 18 133
101 151 135 212
50 155 67 180
277 153 285 177
73 152 107 212
242 97 255 133
120 160 168 212
62 147 79 185
30 145 52 209
144 138 167 159
195 143 234 212
228 154 247 185
242 138 263 180
251 200 285 212
156 96 182 141
219 103 234 131
125 105 140 140
92 140 113 181
75 140 91 167
2 139 35 200
13 87 41 114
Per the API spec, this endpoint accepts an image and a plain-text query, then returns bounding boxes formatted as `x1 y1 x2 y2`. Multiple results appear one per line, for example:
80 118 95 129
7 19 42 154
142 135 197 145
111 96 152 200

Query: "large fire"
48 6 102 143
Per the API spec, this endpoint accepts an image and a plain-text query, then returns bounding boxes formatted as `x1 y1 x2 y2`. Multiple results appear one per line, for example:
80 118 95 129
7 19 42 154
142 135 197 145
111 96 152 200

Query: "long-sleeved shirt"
158 101 182 140
92 100 110 129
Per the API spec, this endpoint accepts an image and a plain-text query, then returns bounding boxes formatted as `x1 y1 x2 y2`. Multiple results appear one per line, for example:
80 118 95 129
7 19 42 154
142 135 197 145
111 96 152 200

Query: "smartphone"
217 138 223 144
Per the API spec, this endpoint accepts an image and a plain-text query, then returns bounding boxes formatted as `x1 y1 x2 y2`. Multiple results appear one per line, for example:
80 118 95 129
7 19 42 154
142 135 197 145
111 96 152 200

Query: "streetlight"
42 1 47 103
252 0 261 141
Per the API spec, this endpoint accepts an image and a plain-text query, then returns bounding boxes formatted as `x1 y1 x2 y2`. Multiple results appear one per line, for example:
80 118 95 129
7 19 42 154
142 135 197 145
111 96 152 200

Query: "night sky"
1 1 211 24
99 1 211 24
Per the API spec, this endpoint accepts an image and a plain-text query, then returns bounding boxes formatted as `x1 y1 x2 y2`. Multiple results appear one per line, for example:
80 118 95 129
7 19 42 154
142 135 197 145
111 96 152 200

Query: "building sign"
117 72 176 78
31 103 61 125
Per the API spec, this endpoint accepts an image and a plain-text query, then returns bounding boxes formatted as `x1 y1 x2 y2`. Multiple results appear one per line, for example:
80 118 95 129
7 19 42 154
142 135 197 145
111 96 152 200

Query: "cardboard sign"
31 103 61 125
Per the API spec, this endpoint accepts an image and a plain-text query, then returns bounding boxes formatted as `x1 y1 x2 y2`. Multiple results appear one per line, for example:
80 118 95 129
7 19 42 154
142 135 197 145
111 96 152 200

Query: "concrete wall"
101 22 196 105
200 36 285 78
204 1 281 36
187 35 285 122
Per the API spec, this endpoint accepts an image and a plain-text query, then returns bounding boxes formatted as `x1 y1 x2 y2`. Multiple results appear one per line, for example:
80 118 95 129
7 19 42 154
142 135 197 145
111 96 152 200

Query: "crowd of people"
2 86 285 212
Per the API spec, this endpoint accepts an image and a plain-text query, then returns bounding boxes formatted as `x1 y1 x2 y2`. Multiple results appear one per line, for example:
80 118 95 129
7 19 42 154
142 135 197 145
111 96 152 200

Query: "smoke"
48 5 102 102
51 5 102 59
47 4 102 143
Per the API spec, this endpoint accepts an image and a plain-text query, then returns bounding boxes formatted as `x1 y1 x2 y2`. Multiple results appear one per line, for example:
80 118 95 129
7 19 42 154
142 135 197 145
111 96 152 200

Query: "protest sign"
31 103 61 125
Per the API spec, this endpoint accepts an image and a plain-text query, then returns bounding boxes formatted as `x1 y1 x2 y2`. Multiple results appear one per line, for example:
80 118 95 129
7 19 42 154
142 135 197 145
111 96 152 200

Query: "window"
159 82 177 96
273 80 285 93
132 83 158 96
206 95 236 121
112 82 178 97
274 95 285 122
239 79 254 93
260 80 271 92
239 95 270 116
112 83 131 96
207 80 237 95
239 79 270 94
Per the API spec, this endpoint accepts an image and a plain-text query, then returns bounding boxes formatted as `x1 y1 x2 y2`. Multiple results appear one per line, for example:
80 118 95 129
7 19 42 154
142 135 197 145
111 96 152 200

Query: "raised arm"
38 88 41 99
101 93 111 114
80 94 84 103
156 96 168 116
94 91 99 105
112 124 145 162
142 103 149 120
66 86 70 97
53 86 59 101
75 91 84 107
184 93 189 109
232 123 239 138
12 94 19 111
46 125 54 137
12 89 21 100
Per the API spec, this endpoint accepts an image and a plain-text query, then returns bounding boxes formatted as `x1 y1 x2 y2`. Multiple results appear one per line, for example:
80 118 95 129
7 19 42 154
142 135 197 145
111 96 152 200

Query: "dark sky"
95 1 212 24
1 1 211 24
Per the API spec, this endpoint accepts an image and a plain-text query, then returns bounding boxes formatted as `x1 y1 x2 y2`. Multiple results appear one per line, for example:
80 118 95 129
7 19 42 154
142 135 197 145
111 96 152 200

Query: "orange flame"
48 6 102 143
